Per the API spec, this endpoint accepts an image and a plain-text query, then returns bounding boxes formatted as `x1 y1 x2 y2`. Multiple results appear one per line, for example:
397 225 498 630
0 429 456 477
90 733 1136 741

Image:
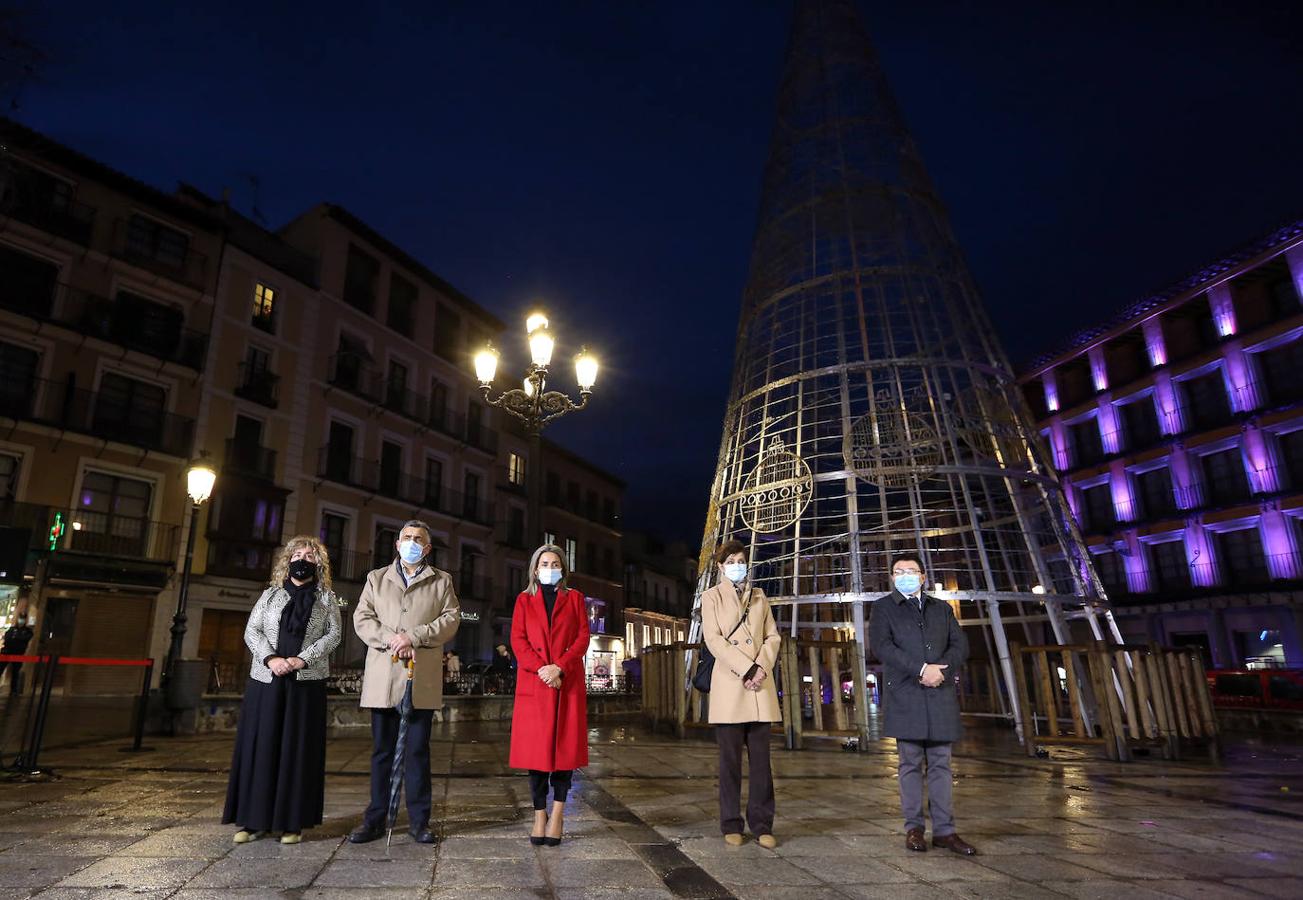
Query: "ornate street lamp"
164 452 217 689
474 311 599 543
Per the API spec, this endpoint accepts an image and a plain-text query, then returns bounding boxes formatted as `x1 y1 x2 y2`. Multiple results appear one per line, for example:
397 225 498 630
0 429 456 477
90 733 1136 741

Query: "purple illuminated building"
1020 220 1303 669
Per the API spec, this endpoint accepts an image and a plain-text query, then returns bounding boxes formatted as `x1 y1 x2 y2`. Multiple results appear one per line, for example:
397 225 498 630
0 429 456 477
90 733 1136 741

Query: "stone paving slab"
1 721 1301 898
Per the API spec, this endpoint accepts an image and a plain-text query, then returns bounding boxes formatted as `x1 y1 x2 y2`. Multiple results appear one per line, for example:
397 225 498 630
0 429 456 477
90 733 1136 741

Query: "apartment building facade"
2 120 627 691
622 530 693 657
1019 220 1303 669
0 120 220 692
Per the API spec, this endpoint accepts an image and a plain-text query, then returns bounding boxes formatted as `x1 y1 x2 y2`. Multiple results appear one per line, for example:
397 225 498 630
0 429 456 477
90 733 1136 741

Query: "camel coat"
353 562 460 710
701 582 781 724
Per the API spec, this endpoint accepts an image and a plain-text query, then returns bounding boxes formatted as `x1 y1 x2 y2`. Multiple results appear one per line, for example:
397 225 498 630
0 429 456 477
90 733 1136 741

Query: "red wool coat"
509 587 590 772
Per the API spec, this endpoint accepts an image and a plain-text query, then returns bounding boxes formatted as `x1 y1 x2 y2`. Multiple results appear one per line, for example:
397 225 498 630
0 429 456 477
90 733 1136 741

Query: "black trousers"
528 769 573 810
0 660 21 694
716 722 774 835
364 707 434 829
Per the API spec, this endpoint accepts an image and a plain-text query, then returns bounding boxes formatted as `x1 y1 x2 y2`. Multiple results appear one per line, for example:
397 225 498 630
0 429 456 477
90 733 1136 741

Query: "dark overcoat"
868 590 969 743
509 587 590 772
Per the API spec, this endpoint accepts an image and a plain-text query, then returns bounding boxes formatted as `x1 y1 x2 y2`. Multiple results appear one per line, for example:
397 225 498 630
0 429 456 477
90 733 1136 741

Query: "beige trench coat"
353 562 460 709
701 582 781 724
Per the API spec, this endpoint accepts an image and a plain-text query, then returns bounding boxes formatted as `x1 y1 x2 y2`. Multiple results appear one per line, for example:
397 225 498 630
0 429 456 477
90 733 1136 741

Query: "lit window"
544 531 556 547
626 622 634 647
252 282 276 329
642 624 650 647
508 452 527 486
565 537 577 570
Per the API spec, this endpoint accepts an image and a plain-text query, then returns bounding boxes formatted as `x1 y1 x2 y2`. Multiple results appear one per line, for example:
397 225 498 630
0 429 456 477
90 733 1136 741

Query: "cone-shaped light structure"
695 0 1102 617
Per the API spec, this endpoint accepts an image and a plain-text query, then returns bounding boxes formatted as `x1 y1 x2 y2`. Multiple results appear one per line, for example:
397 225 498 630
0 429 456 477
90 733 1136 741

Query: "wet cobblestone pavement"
2 719 1302 899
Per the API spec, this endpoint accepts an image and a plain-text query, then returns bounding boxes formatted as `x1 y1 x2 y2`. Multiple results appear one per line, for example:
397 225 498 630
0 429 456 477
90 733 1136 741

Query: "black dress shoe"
348 823 385 844
410 826 436 844
933 833 978 856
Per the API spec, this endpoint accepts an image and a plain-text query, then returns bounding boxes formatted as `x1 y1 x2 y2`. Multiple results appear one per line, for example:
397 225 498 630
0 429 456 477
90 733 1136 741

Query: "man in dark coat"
1 613 35 695
868 552 977 856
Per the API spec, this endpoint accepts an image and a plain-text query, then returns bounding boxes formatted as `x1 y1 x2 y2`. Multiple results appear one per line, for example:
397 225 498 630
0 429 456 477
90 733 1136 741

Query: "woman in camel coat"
509 543 590 846
701 539 781 848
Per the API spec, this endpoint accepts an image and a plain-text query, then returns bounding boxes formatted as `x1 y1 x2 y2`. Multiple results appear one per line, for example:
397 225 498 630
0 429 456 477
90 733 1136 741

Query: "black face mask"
288 559 317 582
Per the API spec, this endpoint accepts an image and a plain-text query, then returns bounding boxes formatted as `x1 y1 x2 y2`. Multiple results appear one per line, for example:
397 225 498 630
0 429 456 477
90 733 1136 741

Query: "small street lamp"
474 312 599 543
164 453 217 687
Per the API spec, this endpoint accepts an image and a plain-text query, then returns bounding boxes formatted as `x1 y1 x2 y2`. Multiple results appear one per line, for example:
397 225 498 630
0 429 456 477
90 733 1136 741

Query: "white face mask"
538 567 562 586
398 540 426 565
723 562 747 583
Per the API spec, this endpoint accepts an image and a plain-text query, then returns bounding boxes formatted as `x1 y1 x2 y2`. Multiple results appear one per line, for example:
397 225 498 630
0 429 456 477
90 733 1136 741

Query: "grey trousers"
896 739 955 836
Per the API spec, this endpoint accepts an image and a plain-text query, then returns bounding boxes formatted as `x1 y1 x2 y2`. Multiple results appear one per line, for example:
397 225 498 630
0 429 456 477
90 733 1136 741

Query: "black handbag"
692 590 751 693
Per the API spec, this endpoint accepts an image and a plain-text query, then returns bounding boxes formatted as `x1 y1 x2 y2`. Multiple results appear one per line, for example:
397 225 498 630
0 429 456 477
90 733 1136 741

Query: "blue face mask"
723 563 748 584
538 567 562 586
894 572 923 595
398 540 426 565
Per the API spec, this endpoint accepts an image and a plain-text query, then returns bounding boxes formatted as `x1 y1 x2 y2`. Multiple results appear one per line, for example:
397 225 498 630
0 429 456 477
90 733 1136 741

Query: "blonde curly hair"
268 534 334 591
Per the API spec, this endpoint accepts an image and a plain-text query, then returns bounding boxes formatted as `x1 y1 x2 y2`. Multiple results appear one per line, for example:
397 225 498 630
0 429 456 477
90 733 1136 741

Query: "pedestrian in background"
701 539 781 849
509 544 590 846
223 535 342 845
1 612 35 695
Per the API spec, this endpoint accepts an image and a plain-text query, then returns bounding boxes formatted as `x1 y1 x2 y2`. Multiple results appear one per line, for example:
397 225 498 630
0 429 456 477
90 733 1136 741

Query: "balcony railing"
235 362 279 408
326 355 498 450
1174 481 1208 510
464 421 498 455
0 277 209 370
112 218 209 290
205 538 279 581
314 447 494 525
1 376 195 457
0 170 97 245
224 439 277 481
1232 379 1269 414
1136 490 1180 519
1205 476 1253 507
57 508 180 563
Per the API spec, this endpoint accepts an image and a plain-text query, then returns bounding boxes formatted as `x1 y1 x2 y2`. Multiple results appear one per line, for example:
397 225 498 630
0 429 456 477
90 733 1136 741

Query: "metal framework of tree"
693 0 1113 700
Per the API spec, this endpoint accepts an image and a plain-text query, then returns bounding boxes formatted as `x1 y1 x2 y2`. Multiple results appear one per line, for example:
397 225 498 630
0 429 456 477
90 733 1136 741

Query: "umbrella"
386 654 415 847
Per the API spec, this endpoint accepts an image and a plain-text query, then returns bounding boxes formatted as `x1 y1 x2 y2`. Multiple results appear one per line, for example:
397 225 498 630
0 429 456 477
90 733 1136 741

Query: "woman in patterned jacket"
223 535 342 844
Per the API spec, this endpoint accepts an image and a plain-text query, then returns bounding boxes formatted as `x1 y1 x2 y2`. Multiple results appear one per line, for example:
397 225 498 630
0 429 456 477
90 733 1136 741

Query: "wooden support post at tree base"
1008 642 1037 756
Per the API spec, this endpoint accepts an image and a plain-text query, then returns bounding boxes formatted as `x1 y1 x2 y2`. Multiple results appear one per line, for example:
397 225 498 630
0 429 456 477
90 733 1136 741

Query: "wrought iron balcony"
224 439 277 481
1 376 195 457
55 507 181 563
0 165 97 245
205 538 279 581
112 218 209 290
0 273 209 369
235 362 280 408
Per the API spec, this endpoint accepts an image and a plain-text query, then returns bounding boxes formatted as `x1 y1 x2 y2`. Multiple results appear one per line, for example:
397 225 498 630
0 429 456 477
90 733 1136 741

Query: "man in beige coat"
348 520 459 844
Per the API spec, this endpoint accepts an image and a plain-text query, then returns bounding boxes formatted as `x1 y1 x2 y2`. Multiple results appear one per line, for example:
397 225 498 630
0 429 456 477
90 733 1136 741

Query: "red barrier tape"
0 654 151 667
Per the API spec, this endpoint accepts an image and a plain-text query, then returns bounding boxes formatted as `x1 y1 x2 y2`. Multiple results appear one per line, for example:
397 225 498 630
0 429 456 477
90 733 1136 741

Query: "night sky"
15 1 1303 545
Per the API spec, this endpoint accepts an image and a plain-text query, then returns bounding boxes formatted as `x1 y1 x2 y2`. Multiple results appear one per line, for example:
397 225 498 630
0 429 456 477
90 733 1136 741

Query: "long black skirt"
222 676 328 833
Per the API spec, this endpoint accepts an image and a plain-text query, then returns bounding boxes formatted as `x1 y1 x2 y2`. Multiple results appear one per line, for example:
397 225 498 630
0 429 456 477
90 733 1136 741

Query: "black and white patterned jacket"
244 585 343 684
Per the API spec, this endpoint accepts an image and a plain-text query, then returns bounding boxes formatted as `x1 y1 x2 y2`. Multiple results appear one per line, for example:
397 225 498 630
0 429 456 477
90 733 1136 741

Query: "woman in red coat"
509 543 590 846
